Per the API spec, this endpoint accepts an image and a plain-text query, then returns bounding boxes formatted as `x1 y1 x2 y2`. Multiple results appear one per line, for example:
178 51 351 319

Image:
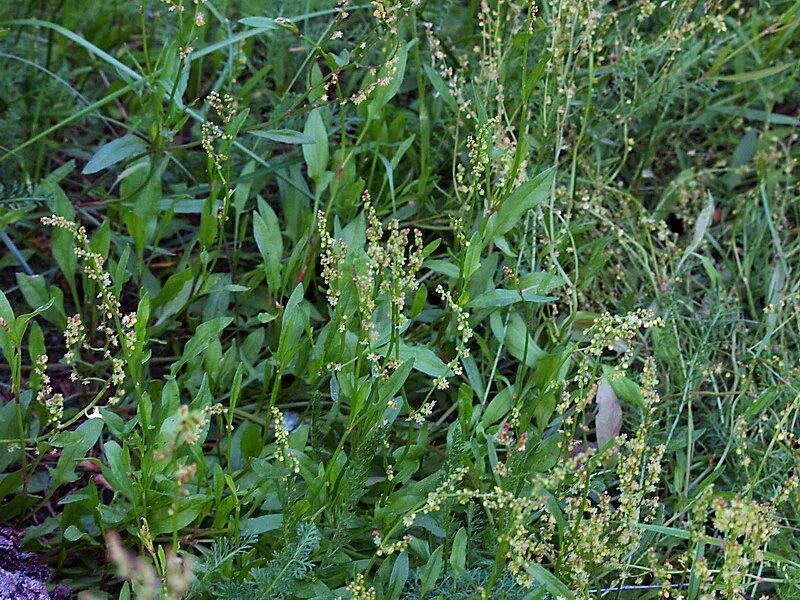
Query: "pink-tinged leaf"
596 377 622 449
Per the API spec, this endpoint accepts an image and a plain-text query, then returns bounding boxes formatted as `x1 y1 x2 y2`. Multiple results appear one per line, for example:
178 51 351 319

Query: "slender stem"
12 350 29 497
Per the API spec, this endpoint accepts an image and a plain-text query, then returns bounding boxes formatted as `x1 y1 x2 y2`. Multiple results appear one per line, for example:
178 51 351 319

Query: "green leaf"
387 552 409 600
481 387 513 427
8 299 55 350
462 231 482 282
50 419 104 489
0 290 15 360
688 542 705 600
0 290 13 324
15 273 49 310
113 245 131 299
170 317 233 376
253 200 283 293
368 42 410 120
530 434 562 472
743 387 780 419
277 284 307 366
601 367 644 411
249 129 315 144
714 63 791 82
153 268 194 326
410 284 428 318
522 54 551 103
709 105 800 126
595 378 622 450
63 525 83 541
450 527 468 579
240 513 283 535
425 259 460 278
42 181 77 289
238 16 277 29
0 206 31 229
677 192 714 271
15 274 65 328
378 359 414 405
302 109 328 181
722 130 758 189
149 497 206 535
490 311 543 367
121 158 162 256
485 167 555 241
423 64 457 113
234 161 255 214
89 219 111 258
102 441 137 502
119 583 131 600
636 523 690 540
82 135 147 174
134 293 150 354
419 546 444 596
397 343 451 378
526 564 575 599
27 324 45 386
199 197 219 248
8 19 140 83
468 288 557 309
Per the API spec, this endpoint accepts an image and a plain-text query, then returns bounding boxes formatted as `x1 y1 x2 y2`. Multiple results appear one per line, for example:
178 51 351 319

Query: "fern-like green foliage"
406 564 530 600
188 534 256 599
251 521 321 597
190 523 320 600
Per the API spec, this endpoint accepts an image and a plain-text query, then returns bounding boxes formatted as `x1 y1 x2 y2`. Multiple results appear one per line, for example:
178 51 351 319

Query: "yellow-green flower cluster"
345 572 376 600
42 215 132 406
271 407 300 474
576 308 663 387
202 91 236 171
403 465 469 527
317 210 348 308
34 353 64 429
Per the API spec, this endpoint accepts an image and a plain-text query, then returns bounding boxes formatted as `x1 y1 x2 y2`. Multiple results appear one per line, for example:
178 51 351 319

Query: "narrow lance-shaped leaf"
368 42 410 120
238 16 277 29
387 552 409 600
277 284 307 366
43 181 77 291
526 564 576 599
302 109 328 181
0 290 15 360
677 192 714 271
82 134 147 174
249 129 315 144
253 199 283 294
419 546 444 596
484 166 556 242
170 317 233 376
449 527 468 579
